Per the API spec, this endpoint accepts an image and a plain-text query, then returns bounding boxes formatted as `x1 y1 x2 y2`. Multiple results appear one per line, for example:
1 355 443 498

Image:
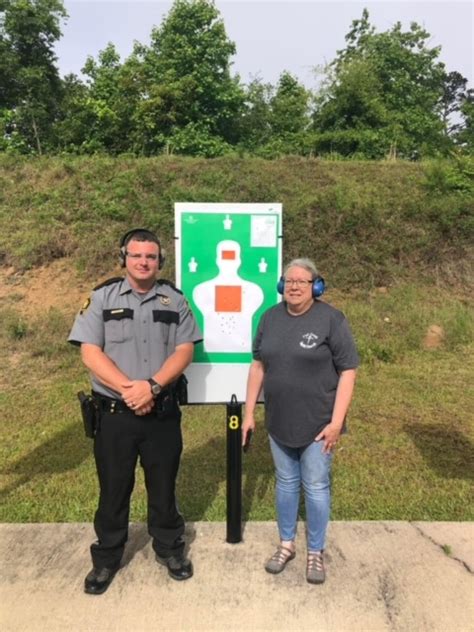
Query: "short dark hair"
122 228 160 249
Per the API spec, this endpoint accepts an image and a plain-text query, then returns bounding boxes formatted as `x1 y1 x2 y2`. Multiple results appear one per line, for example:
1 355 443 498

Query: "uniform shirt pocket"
103 308 134 343
153 310 179 345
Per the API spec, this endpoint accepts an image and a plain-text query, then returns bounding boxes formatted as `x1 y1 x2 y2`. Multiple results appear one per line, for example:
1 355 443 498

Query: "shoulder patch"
156 279 183 295
93 277 124 292
79 297 91 314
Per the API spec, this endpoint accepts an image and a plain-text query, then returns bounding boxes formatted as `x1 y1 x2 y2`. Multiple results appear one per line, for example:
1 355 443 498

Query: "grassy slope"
1 155 472 286
0 156 472 522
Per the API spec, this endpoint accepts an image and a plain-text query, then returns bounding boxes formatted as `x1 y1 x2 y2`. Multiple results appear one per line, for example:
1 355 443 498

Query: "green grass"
1 283 472 522
1 155 472 521
1 155 473 288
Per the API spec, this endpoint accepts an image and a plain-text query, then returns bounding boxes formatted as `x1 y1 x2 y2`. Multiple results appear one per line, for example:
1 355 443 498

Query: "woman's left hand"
315 423 342 454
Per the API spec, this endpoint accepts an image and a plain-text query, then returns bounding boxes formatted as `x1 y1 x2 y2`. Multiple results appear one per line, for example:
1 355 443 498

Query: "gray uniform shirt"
253 300 359 447
68 277 202 398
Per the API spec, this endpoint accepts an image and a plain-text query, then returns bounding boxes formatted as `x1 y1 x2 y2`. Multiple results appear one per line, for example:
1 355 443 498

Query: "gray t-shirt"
253 300 359 447
68 276 202 398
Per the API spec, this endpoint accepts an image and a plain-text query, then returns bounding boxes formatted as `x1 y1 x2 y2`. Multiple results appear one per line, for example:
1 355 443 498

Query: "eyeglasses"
284 279 312 288
126 252 159 261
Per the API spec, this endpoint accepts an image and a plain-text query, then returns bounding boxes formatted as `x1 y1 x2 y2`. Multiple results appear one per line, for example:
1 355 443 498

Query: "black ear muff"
119 228 165 269
119 245 127 268
277 275 326 299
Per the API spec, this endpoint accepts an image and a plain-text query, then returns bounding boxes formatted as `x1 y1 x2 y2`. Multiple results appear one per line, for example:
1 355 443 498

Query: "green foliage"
132 0 244 153
313 9 453 158
1 1 472 159
166 122 233 157
424 155 474 194
0 0 67 153
270 71 310 136
456 95 474 152
238 78 273 151
441 71 471 137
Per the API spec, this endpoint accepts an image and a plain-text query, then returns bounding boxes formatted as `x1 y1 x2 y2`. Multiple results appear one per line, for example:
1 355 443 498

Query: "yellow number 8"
229 415 239 430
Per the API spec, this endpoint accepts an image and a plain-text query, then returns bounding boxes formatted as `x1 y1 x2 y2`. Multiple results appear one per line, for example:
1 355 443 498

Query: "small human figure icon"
193 240 264 352
223 214 233 230
188 257 198 272
258 257 268 273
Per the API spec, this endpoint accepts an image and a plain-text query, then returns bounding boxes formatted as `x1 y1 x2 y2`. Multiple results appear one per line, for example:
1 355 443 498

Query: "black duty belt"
92 393 131 414
92 390 175 414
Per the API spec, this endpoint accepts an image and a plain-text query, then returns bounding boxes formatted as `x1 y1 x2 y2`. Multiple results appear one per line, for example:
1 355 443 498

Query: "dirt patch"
423 324 445 349
0 260 117 317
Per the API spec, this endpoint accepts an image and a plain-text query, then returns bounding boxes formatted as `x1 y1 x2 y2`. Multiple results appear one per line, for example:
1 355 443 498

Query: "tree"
79 43 138 153
455 90 474 152
270 71 310 137
0 0 67 153
238 77 273 151
441 71 468 132
238 73 312 156
132 0 244 155
313 9 449 158
54 42 153 154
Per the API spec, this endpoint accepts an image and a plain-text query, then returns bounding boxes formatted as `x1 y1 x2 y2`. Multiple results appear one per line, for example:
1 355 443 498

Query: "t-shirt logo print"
300 332 319 349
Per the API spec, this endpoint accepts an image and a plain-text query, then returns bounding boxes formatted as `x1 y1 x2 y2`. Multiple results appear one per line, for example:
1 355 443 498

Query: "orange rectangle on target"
215 286 242 312
221 250 236 260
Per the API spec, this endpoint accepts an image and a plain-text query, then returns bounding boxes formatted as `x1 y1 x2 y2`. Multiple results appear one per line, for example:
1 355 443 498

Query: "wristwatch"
147 378 162 398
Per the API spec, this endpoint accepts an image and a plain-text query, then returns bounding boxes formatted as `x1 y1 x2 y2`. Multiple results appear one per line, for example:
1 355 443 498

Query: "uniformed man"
68 228 202 595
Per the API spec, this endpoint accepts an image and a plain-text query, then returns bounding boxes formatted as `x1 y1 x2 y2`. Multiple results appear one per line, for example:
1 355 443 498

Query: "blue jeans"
269 435 333 552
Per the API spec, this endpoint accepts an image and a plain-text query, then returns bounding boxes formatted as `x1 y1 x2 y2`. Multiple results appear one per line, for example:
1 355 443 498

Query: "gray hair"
283 258 319 279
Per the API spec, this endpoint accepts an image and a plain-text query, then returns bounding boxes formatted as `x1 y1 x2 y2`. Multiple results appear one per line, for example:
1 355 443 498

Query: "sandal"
306 551 325 584
265 544 296 574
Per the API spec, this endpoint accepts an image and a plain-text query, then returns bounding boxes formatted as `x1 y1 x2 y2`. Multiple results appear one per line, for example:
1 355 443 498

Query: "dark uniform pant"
91 405 184 569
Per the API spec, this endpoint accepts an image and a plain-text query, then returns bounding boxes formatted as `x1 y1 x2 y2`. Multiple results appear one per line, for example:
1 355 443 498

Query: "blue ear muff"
277 275 326 299
312 276 325 298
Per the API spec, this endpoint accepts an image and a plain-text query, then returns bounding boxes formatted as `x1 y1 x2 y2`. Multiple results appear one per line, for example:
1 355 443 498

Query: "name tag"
103 308 134 322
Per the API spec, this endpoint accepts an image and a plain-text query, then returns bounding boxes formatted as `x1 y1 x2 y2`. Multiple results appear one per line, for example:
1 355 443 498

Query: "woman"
242 258 358 584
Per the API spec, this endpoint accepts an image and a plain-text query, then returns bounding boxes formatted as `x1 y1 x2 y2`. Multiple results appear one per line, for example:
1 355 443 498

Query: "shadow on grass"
404 422 474 481
177 430 274 521
178 435 226 520
242 436 274 522
1 418 275 527
0 422 90 501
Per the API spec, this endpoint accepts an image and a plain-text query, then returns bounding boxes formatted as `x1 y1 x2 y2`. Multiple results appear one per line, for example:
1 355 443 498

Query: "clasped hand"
121 380 154 416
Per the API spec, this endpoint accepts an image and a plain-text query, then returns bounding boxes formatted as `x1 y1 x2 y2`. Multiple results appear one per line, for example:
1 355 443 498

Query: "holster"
77 391 101 438
174 374 188 405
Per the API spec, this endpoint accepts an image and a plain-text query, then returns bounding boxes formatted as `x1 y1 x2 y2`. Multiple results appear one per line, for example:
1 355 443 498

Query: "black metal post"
226 394 242 543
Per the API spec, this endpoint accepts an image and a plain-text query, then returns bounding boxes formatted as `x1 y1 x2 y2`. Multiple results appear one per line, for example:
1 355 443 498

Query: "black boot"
84 566 119 595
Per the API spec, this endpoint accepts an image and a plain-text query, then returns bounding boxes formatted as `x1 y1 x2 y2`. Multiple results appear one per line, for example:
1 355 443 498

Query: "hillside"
0 155 473 289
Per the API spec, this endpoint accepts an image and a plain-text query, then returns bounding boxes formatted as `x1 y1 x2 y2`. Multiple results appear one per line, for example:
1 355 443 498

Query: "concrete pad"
412 521 474 571
1 521 473 632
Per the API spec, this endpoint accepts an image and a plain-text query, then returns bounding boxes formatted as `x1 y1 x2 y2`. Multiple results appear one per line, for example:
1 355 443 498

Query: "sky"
55 1 473 90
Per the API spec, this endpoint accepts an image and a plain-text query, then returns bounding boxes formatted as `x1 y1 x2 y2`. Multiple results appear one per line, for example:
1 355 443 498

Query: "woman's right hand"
241 413 256 447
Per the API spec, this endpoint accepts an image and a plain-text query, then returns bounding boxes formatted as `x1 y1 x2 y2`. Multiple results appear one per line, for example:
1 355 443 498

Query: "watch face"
148 379 161 396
